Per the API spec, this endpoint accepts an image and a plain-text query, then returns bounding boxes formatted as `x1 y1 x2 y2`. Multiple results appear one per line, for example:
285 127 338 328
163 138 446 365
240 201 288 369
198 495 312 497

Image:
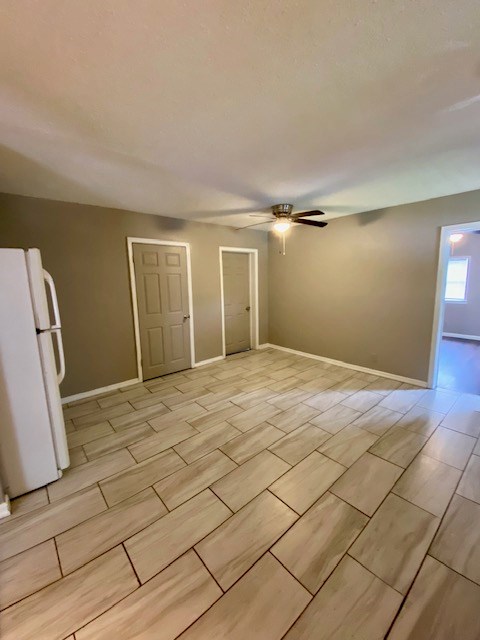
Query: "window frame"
444 255 470 304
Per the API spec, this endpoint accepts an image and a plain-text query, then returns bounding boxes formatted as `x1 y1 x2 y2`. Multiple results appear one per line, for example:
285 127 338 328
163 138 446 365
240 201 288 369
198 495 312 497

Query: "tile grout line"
192 547 226 593
121 541 141 587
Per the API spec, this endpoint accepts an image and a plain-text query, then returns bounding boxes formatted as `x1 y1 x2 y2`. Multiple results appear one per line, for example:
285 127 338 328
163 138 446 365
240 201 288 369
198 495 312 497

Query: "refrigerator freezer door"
0 249 60 497
37 331 70 470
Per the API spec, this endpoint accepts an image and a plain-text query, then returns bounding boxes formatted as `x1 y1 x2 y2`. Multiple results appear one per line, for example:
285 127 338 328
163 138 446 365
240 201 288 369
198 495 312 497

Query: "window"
445 257 469 302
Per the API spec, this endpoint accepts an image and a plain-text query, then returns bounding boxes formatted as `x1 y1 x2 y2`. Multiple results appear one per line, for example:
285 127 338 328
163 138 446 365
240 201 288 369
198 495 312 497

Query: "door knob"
183 314 190 321
246 306 251 311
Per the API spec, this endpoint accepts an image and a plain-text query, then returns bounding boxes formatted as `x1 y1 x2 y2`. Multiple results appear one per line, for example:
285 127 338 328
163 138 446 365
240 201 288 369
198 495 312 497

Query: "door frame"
219 246 259 358
428 220 480 388
127 237 196 381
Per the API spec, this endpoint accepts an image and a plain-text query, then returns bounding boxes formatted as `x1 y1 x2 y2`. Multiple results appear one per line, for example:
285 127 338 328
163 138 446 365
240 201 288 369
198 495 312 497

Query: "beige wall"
269 189 480 382
0 193 268 397
443 232 480 337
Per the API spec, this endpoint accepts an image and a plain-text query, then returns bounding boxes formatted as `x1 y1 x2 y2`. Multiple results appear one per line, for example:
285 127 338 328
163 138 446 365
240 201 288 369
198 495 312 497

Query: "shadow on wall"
356 209 387 226
0 144 102 205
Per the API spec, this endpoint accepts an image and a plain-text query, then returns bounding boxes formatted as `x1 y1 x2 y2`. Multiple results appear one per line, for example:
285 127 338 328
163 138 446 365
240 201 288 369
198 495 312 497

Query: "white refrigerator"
0 248 69 499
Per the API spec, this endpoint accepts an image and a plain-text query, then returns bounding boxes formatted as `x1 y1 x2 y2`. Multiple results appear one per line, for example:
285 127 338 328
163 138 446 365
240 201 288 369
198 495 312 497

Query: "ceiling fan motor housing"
272 204 293 217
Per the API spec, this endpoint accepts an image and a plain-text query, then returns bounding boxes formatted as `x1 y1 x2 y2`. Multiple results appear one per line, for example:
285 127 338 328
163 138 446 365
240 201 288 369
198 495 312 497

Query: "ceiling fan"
237 204 328 233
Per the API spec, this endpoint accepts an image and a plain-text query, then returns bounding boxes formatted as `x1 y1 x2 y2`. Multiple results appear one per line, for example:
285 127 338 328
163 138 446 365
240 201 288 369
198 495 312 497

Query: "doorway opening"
429 222 480 394
127 238 195 381
219 247 259 358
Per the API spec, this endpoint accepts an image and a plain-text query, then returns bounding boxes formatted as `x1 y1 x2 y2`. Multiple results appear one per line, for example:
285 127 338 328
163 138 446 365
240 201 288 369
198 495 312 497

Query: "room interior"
1 2 480 639
438 230 480 394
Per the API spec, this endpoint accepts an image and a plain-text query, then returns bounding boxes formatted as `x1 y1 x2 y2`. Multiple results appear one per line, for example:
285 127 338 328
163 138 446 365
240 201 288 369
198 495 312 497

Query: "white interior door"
133 243 191 379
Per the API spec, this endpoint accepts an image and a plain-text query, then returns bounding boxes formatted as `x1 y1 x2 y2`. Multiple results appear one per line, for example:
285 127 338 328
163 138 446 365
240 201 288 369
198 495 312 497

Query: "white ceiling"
1 0 480 229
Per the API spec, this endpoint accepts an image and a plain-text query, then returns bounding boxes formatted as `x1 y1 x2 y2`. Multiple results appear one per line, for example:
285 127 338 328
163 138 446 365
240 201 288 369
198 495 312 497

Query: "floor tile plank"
56 487 166 573
457 454 480 504
100 449 185 506
83 422 154 460
76 551 222 640
285 555 402 640
0 546 138 640
351 406 402 436
309 404 361 434
47 448 135 502
318 425 378 467
0 540 61 610
188 403 244 431
368 428 428 468
128 422 198 462
272 492 368 593
97 385 151 407
125 490 231 583
421 426 476 470
388 555 480 640
341 390 383 412
269 424 330 465
109 403 169 430
72 402 134 428
228 402 281 432
350 494 439 594
196 491 298 589
154 450 237 510
67 421 114 449
378 385 427 413
2 488 48 523
430 494 480 585
174 422 241 463
210 449 290 511
63 399 100 421
415 388 458 414
440 405 480 437
268 389 314 411
178 553 311 640
392 454 461 516
363 378 401 396
0 486 106 561
395 405 443 437
269 452 346 515
220 423 284 464
331 452 402 516
68 446 88 468
148 403 206 431
266 403 320 433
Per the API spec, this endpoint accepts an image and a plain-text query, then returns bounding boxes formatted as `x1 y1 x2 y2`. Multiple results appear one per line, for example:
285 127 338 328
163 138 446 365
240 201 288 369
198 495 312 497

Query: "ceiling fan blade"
291 210 325 218
235 220 272 230
294 218 328 228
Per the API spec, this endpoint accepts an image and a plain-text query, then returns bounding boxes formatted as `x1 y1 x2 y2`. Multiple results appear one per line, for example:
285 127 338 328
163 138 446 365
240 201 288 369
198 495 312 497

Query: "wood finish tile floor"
1 348 480 639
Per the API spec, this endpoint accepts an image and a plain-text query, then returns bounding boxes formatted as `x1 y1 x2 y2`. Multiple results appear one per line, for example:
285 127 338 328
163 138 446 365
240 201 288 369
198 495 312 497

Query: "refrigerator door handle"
43 270 62 329
51 328 66 384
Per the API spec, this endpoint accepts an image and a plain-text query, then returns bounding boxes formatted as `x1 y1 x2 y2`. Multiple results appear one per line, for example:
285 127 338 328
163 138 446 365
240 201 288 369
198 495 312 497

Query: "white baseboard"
61 377 141 405
264 343 428 388
0 495 11 519
257 343 271 350
193 355 225 368
443 332 480 342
